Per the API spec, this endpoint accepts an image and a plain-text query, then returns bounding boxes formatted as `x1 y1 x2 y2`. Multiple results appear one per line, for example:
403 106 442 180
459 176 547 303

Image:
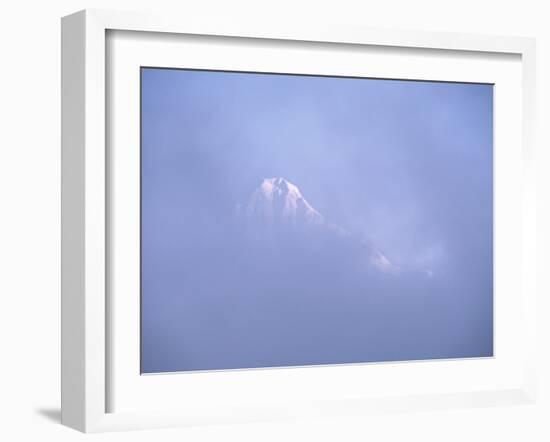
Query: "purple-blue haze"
141 68 493 373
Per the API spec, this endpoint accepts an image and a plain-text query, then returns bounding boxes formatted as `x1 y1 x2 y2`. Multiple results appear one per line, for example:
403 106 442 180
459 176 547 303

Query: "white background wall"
0 1 548 440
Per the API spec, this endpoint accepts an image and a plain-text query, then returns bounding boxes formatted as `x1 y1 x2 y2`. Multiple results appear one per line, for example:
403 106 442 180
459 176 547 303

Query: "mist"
140 68 493 373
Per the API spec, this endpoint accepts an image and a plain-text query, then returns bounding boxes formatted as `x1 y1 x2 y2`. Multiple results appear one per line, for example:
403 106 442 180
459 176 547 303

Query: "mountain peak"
239 177 398 274
246 177 324 227
260 177 302 198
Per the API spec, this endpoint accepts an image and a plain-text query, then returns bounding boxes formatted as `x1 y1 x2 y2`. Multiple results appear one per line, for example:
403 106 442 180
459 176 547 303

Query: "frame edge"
61 9 108 433
61 9 87 432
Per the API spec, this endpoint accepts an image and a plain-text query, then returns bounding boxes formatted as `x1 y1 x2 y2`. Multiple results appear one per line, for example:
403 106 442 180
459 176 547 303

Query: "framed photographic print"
61 9 537 432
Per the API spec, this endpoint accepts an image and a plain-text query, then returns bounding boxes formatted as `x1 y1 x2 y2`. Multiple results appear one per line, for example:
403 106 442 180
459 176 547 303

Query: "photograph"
140 67 494 374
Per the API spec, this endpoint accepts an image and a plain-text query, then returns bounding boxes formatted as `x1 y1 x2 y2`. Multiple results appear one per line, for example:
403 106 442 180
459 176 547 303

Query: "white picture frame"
61 9 537 433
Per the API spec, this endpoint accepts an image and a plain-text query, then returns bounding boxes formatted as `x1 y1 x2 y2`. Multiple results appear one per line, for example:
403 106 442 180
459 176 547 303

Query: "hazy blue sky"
141 68 493 373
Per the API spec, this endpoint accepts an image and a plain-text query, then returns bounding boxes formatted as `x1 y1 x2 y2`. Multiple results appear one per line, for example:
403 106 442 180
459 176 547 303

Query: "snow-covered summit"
245 177 324 227
240 177 398 274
